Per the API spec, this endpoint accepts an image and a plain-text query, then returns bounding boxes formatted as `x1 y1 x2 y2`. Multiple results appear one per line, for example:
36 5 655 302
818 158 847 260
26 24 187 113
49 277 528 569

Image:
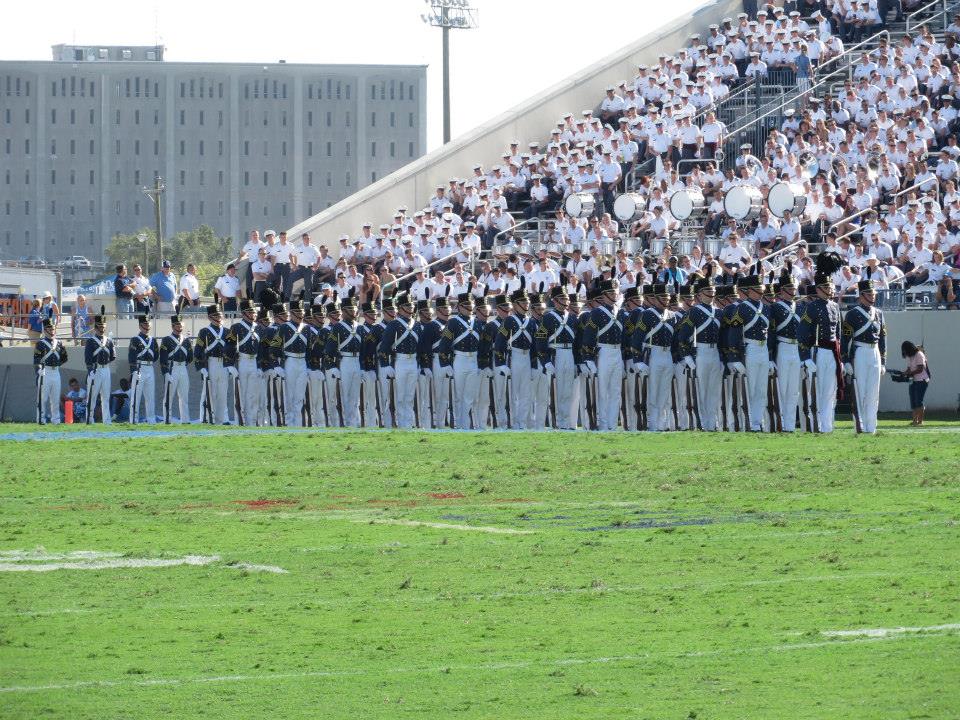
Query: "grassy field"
1 419 958 719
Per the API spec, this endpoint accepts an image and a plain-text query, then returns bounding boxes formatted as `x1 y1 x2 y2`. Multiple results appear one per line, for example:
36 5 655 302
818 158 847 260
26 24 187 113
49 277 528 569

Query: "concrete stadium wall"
284 0 745 258
2 310 957 422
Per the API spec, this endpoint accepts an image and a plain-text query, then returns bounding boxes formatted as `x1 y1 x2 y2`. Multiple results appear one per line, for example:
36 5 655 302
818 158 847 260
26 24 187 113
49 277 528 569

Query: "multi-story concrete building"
0 45 426 262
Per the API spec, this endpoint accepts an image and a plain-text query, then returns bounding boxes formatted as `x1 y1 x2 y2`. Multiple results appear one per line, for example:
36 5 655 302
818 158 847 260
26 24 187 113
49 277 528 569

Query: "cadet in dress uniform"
495 290 534 430
226 299 262 426
438 291 483 429
489 295 512 429
574 290 597 429
359 302 383 428
727 273 772 431
84 312 116 424
33 318 68 424
678 274 723 431
377 298 398 428
842 279 887 434
271 299 310 427
670 286 695 430
305 306 326 425
632 283 676 432
426 297 452 428
567 292 585 429
799 252 845 432
378 292 420 429
324 295 364 427
768 267 802 432
528 293 552 429
717 284 745 431
127 314 160 424
159 314 193 424
259 304 284 426
475 297 497 429
540 287 578 430
194 303 231 424
580 279 624 431
414 299 437 429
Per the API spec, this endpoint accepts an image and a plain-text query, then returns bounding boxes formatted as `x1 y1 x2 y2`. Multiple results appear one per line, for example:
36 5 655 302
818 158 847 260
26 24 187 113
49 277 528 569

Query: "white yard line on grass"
0 550 123 561
0 555 219 573
213 510 535 535
226 562 289 574
821 622 960 638
362 518 534 534
2 631 955 695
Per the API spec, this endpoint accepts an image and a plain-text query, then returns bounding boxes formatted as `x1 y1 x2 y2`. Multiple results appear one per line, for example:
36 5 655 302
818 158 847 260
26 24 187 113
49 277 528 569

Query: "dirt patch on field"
233 499 298 509
428 492 466 500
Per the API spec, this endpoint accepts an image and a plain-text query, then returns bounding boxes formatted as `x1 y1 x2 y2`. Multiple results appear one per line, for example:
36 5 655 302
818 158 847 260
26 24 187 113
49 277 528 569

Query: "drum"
674 238 695 256
613 192 647 222
649 237 669 257
669 189 706 221
723 185 764 221
621 237 642 255
767 182 808 218
703 237 723 257
565 192 596 218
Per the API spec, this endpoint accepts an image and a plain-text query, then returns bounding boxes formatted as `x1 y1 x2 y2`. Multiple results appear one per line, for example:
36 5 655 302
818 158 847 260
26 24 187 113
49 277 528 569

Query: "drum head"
724 187 751 220
767 183 793 218
614 193 644 222
564 194 583 218
670 191 694 221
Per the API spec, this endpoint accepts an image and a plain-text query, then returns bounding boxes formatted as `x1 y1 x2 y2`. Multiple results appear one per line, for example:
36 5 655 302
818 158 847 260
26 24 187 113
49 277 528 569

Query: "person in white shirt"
290 233 320 304
179 264 201 308
214 264 241 313
239 230 266 298
249 247 273 303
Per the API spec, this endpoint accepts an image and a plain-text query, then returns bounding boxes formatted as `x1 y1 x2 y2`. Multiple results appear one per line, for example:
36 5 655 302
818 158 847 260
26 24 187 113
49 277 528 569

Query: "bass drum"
565 192 596 218
767 182 808 218
669 189 706 221
723 185 764 221
613 192 647 222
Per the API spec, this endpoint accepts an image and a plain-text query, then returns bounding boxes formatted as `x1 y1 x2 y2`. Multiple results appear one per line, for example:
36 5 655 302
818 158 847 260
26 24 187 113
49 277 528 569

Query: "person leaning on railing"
894 341 931 426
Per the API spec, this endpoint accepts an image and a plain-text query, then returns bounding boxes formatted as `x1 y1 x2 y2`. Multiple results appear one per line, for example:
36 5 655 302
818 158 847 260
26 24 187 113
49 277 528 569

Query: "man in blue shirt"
149 260 179 313
794 45 812 95
658 256 688 285
114 264 135 318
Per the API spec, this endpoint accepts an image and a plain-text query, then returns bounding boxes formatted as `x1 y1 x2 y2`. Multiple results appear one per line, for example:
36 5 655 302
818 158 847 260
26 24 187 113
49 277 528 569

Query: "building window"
345 141 351 157
89 170 95 185
371 142 376 158
115 170 120 185
199 110 204 126
199 200 204 215
345 111 351 127
218 110 224 128
218 140 224 156
390 112 395 128
244 171 249 186
326 111 332 128
218 170 224 186
199 170 205 186
372 172 377 183
89 139 95 154
409 85 415 101
244 140 249 156
326 141 331 157
346 172 351 187
263 171 268 186
70 109 76 125
50 170 56 185
371 112 376 127
307 171 313 187
307 110 312 127
134 139 140 155
50 109 56 124
180 170 186 186
370 84 376 100
199 140 204 156
409 141 414 157
154 140 159 156
135 170 141 186
390 141 395 158
409 112 414 128
115 109 120 125
180 109 185 125
134 109 140 125
281 111 287 127
179 200 185 216
282 171 287 186
219 200 224 216
115 139 121 155
89 109 94 124
326 172 331 187
180 140 185 155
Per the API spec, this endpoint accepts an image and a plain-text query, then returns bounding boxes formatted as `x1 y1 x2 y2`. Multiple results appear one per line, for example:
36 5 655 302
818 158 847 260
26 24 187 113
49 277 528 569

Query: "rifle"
320 375 330 426
687 368 702 431
550 374 559 430
505 374 512 429
849 368 863 434
800 372 811 432
738 371 750 431
35 367 45 425
304 385 313 427
670 376 680 430
374 375 384 428
448 375 455 429
583 370 595 430
360 384 367 428
428 372 436 429
388 376 397 429
619 376 627 430
129 363 142 425
639 373 648 430
234 374 245 427
265 372 274 425
729 371 740 432
489 375 498 429
335 377 345 427
163 372 172 425
272 374 285 426
591 375 599 430
769 369 783 433
633 370 644 430
85 369 95 425
199 372 213 424
809 370 820 433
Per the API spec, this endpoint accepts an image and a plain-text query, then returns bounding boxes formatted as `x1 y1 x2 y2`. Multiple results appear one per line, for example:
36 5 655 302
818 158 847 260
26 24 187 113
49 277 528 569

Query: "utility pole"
421 0 480 145
142 175 166 272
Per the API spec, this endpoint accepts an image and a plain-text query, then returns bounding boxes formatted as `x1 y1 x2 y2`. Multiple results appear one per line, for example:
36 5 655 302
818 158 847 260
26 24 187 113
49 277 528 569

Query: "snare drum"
703 237 723 257
767 182 808 218
723 185 764 221
674 239 695 256
621 236 642 255
649 237 669 256
669 189 706 221
565 192 596 218
613 192 647 222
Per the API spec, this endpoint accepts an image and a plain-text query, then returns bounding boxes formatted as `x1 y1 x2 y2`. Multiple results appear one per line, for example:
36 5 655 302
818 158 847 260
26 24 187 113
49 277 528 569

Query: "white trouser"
776 344 801 432
394 356 419 429
853 343 881 434
696 346 723 431
205 357 229 425
88 366 111 424
577 371 589 430
492 371 508 428
339 356 363 427
284 357 307 427
131 365 156 424
476 371 493 429
237 356 260 426
324 373 340 427
164 364 190 424
623 371 639 431
554 348 577 430
416 369 434 429
814 347 837 433
362 370 380 428
745 342 768 432
307 369 325 427
673 363 690 430
452 354 481 429
431 357 451 428
378 373 395 428
530 366 551 429
38 367 61 424
647 346 673 432
509 348 532 429
263 372 280 426
596 345 624 431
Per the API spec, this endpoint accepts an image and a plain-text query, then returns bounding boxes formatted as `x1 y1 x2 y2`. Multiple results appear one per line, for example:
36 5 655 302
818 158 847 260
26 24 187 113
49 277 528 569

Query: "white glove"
683 356 696 371
226 366 238 379
627 361 637 374
634 361 650 377
585 361 598 377
309 369 325 382
577 363 588 376
802 359 817 375
497 365 511 378
200 368 209 379
256 369 264 379
382 366 396 379
420 368 433 379
880 365 886 376
328 368 341 380
730 361 747 375
542 362 555 377
363 370 376 384
442 366 454 379
768 360 777 376
275 367 286 379
843 362 854 377
483 368 494 379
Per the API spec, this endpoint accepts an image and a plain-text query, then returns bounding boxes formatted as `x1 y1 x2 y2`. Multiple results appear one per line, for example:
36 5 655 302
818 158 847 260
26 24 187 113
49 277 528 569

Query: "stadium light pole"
142 175 166 270
421 0 479 145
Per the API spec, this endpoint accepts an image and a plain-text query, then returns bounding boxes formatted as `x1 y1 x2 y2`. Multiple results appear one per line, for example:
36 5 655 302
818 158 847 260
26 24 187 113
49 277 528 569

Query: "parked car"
17 255 47 267
61 255 92 269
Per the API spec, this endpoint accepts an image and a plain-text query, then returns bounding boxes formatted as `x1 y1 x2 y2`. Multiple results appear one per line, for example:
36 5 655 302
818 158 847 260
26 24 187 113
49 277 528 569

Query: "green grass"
1 421 959 718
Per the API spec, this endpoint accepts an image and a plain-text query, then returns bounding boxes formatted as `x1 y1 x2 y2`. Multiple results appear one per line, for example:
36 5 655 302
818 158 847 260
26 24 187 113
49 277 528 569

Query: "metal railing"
379 246 486 295
493 216 544 247
906 0 952 32
827 178 942 243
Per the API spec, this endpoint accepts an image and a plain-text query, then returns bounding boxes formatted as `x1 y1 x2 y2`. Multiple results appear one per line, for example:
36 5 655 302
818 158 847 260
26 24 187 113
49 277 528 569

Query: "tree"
105 225 236 294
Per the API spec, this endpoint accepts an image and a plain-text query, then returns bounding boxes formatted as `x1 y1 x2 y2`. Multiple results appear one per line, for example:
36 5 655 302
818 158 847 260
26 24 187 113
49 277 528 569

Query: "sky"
3 0 705 150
